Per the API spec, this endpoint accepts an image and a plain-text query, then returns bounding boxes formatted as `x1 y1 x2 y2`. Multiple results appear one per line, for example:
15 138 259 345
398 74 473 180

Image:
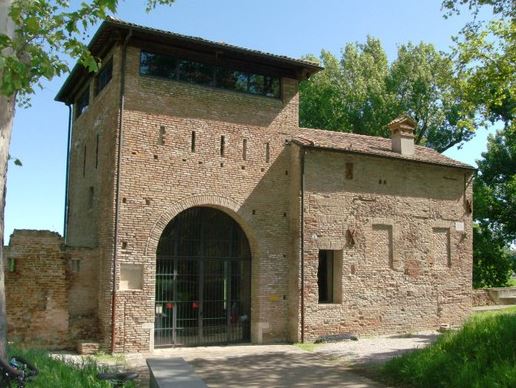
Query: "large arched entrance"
154 206 251 347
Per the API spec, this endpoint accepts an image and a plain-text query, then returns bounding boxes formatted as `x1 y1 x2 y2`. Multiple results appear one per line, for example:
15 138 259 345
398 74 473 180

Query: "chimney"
388 115 416 155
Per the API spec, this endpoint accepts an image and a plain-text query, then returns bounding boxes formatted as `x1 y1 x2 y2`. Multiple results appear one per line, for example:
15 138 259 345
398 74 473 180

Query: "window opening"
95 59 113 94
318 250 334 303
95 134 99 168
140 50 281 98
82 145 87 177
88 186 94 209
220 135 225 157
75 86 89 118
242 139 247 161
265 142 270 163
191 131 196 152
159 126 166 145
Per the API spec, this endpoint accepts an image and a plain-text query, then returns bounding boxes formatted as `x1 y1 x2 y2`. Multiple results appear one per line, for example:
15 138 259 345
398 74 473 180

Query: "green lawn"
381 307 516 388
4 346 135 388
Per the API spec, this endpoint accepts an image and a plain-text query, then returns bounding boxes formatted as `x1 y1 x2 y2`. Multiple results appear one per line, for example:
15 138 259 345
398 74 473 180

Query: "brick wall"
299 147 473 340
4 230 99 348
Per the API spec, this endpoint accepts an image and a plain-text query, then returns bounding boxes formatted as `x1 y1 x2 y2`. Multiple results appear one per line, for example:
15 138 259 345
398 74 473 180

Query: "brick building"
6 18 474 352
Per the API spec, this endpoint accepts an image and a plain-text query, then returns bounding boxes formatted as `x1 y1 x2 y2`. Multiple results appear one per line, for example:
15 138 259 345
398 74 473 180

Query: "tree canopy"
472 126 515 287
299 38 477 152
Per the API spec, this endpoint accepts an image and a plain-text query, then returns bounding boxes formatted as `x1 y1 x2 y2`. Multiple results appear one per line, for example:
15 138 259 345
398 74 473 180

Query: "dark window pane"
140 51 177 79
140 50 280 99
76 87 89 118
248 74 264 95
178 60 214 86
264 76 280 98
96 59 113 94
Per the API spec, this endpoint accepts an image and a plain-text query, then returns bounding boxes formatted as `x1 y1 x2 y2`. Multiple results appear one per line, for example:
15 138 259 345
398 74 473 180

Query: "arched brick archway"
145 194 257 258
146 195 257 347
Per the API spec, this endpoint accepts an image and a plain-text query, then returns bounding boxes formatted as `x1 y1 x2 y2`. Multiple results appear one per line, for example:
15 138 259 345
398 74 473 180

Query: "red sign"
166 303 174 309
192 302 199 309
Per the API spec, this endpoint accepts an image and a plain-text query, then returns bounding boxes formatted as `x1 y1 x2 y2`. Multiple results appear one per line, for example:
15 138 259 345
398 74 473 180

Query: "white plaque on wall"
455 222 465 232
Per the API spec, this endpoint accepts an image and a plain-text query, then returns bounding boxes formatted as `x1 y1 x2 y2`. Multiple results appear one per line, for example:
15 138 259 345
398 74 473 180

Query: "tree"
442 0 514 128
299 38 476 152
472 126 515 287
442 0 515 287
0 0 175 360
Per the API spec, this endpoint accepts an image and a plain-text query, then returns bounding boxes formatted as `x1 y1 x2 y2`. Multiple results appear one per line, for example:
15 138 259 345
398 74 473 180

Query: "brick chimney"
388 115 416 155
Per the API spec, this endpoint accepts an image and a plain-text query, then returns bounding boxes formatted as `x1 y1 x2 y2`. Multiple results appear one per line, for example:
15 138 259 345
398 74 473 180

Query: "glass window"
76 86 89 118
140 51 177 79
178 60 214 86
248 74 264 95
95 59 113 94
139 50 281 98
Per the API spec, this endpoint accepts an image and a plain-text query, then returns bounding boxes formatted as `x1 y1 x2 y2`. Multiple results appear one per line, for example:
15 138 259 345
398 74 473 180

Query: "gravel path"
314 330 440 366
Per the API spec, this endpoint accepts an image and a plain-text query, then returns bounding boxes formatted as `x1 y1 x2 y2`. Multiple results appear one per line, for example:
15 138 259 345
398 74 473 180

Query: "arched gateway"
154 207 251 347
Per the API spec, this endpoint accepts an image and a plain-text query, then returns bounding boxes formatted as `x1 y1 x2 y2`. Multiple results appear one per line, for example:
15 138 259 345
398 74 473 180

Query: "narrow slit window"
159 126 166 145
191 131 196 152
242 139 247 161
82 145 87 177
88 186 94 209
95 134 99 169
220 135 225 157
265 142 270 163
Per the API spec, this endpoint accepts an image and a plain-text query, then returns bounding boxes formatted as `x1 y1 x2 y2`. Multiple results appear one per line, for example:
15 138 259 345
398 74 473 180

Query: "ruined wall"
4 230 99 348
100 45 301 352
301 149 473 340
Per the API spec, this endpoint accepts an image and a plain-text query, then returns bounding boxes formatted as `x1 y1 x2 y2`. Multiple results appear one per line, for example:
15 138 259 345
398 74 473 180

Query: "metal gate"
154 207 251 347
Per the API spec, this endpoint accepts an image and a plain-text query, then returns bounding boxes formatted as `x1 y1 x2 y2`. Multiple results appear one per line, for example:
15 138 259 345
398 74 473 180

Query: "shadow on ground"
187 351 383 387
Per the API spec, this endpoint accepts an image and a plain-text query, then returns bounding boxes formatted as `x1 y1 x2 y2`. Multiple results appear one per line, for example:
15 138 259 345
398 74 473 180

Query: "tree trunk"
0 0 16 360
0 94 15 360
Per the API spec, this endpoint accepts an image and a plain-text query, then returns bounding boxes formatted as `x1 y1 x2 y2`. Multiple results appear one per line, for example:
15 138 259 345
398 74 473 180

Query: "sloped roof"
55 17 322 103
292 128 475 170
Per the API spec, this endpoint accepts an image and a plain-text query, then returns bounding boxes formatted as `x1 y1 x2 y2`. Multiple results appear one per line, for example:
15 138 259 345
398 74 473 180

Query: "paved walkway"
127 345 386 387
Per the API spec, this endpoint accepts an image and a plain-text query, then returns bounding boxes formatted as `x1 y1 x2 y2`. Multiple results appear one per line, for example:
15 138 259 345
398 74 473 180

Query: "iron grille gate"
154 207 251 347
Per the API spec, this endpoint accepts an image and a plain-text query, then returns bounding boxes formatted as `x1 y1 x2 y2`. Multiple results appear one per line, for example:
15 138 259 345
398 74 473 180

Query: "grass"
294 342 317 352
381 307 516 388
6 346 136 387
508 277 516 287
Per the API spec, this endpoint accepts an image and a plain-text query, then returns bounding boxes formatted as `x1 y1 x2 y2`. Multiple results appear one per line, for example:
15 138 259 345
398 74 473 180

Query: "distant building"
6 18 474 352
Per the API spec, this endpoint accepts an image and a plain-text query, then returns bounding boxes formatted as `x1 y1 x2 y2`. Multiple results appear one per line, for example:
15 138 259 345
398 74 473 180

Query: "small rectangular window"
70 258 81 273
88 186 94 209
140 51 177 79
95 59 113 94
265 142 270 163
220 135 225 157
242 139 247 161
318 250 334 303
345 162 353 180
191 131 196 152
95 134 99 168
82 145 87 177
318 250 338 303
75 86 89 118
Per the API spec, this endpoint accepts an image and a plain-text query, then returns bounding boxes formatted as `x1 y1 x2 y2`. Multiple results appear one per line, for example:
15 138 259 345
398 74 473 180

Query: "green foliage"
6 345 135 387
443 0 514 128
299 39 476 152
473 126 515 287
0 0 175 99
475 127 516 240
381 307 516 388
472 224 512 287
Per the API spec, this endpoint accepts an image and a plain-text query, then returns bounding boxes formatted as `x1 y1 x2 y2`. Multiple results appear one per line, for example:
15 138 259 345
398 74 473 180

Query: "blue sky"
5 0 495 241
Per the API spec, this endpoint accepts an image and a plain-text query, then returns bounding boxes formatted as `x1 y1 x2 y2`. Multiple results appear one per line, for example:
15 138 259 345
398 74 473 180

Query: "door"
154 207 251 347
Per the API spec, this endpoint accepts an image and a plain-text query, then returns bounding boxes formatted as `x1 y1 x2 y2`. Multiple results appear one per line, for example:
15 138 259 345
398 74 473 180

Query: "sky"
5 0 497 241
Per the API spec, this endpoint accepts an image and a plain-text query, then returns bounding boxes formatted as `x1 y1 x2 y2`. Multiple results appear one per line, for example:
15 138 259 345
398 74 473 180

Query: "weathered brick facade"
6 18 474 352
